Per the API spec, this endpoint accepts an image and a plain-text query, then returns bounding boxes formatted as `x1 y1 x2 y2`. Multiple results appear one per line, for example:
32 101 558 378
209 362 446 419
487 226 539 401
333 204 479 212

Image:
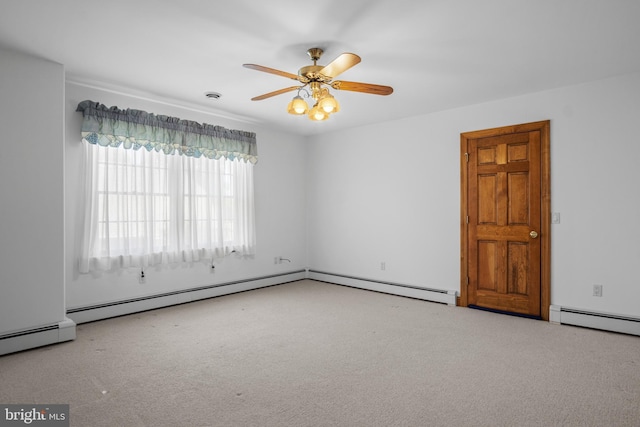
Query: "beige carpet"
1 280 639 426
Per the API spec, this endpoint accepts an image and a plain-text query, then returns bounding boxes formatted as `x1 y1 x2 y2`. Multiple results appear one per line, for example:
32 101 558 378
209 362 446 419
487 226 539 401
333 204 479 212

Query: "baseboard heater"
550 305 640 336
0 318 76 356
307 270 457 306
67 270 307 325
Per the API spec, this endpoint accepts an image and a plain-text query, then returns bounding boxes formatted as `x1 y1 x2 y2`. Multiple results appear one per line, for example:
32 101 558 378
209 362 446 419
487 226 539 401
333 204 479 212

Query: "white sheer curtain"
79 142 255 273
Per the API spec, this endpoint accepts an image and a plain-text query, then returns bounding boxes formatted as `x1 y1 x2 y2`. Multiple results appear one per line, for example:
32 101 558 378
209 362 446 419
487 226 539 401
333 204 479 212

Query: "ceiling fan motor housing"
299 65 327 82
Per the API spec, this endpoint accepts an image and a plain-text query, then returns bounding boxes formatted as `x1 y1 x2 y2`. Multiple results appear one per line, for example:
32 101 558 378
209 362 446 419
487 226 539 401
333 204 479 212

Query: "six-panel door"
467 130 542 317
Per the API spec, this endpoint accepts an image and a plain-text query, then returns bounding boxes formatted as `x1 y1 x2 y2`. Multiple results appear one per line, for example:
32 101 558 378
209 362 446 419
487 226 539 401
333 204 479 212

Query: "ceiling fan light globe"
308 105 329 121
319 95 339 114
287 96 308 115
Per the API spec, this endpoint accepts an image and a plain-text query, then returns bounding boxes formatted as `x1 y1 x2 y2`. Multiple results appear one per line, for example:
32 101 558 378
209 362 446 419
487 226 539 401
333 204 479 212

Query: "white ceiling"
2 0 640 136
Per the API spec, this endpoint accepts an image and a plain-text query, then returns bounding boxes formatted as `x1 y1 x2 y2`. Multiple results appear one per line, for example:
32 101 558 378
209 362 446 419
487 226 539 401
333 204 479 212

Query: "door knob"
530 230 539 239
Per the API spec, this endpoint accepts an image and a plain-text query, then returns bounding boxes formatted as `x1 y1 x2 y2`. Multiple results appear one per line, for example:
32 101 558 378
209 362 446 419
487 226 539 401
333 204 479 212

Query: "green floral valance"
76 100 257 163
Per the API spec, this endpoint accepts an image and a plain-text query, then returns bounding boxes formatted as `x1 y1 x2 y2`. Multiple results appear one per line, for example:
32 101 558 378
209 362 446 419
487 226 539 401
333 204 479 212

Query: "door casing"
460 120 551 320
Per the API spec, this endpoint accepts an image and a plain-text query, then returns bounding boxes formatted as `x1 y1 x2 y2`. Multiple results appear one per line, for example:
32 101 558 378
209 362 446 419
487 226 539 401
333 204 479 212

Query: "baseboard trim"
67 270 307 324
0 318 76 356
307 270 457 306
550 305 640 336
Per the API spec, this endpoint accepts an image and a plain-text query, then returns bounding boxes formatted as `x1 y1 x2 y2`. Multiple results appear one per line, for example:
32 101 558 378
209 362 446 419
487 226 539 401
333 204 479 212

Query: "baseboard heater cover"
307 270 457 306
0 318 76 356
550 305 640 336
67 270 307 324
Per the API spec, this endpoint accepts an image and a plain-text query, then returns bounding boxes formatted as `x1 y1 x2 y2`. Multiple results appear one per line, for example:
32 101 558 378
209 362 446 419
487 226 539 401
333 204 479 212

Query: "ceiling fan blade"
319 53 361 79
243 64 300 81
330 80 394 95
251 86 302 101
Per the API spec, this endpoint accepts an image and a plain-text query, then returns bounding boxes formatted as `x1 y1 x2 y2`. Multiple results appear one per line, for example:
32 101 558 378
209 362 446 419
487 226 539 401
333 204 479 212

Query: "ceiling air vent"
204 92 222 100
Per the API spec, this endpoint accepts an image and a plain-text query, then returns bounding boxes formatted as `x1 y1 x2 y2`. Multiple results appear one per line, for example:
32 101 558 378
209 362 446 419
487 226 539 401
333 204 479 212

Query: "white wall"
4 44 638 332
307 72 640 318
64 83 307 309
0 48 66 333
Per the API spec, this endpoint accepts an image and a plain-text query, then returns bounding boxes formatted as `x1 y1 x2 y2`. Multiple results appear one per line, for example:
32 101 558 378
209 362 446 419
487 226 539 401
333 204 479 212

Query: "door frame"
460 120 551 320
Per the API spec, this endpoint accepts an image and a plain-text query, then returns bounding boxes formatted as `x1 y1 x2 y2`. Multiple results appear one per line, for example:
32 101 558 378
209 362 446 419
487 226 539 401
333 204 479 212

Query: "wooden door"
460 121 550 320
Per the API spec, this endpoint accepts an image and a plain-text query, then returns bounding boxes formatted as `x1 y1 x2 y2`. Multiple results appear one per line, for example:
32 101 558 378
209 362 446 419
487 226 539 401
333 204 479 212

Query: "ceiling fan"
243 48 393 121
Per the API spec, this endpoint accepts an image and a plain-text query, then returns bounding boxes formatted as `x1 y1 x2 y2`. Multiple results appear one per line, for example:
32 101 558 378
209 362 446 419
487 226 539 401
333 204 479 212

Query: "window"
76 101 257 273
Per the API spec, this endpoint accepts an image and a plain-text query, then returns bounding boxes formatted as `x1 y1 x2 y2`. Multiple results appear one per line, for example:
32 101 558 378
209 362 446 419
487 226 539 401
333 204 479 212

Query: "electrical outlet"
139 269 146 284
593 284 603 297
381 262 386 271
552 212 561 224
